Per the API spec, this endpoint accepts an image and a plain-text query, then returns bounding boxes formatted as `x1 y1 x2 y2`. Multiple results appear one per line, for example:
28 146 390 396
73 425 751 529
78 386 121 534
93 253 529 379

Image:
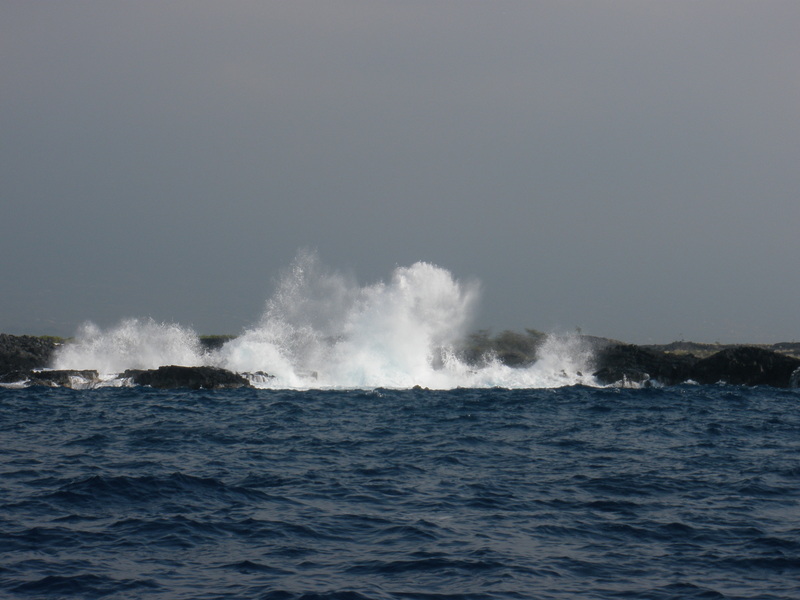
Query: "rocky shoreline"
1 332 799 390
592 343 800 388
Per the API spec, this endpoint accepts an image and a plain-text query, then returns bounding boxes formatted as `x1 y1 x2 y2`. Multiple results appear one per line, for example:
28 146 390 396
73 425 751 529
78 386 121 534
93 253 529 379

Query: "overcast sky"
2 1 798 343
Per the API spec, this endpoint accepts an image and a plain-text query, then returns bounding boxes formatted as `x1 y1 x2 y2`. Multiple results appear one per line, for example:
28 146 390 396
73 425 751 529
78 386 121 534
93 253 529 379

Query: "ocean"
2 384 799 600
4 255 800 597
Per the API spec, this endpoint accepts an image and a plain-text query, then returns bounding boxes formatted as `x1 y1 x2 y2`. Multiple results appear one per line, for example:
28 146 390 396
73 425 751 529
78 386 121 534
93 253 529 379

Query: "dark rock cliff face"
0 334 58 375
593 343 800 388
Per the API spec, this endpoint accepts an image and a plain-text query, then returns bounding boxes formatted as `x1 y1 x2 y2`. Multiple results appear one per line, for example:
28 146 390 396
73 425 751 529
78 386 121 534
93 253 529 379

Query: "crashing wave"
50 252 594 389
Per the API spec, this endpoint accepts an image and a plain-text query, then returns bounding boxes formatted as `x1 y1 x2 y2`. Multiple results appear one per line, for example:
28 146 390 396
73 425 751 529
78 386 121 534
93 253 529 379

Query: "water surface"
2 385 799 599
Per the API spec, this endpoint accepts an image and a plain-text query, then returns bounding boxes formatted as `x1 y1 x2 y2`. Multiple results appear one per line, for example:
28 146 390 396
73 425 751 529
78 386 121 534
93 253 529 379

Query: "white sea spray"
216 251 482 388
51 252 597 389
52 318 203 375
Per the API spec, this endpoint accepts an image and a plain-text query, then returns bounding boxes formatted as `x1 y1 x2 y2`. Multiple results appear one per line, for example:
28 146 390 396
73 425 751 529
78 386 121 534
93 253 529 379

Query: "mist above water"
54 252 596 388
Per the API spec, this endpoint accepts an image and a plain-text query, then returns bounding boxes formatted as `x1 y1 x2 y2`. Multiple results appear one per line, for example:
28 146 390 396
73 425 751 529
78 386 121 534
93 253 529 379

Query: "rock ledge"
121 365 252 390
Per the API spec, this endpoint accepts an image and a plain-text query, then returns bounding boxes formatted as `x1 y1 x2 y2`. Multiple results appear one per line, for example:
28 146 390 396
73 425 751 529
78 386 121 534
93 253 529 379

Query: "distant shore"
2 331 799 389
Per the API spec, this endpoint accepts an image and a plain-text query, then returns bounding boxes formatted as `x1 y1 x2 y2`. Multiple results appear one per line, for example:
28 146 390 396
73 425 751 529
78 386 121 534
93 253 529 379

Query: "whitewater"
52 252 596 389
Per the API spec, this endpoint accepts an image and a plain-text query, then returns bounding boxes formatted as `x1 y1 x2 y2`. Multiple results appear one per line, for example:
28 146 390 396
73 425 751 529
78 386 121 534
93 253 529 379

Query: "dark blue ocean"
2 385 799 600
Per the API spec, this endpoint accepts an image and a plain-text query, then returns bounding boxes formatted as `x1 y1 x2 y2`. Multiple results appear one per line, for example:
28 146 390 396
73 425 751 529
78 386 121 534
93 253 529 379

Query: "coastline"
2 332 799 390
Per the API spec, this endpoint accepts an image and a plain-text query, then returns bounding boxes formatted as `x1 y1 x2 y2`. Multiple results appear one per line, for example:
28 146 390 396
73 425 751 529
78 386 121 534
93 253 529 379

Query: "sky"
2 1 799 344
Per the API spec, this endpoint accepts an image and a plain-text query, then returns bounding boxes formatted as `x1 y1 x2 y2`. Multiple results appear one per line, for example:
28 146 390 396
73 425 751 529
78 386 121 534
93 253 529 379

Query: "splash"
52 253 597 388
216 252 481 388
53 318 203 375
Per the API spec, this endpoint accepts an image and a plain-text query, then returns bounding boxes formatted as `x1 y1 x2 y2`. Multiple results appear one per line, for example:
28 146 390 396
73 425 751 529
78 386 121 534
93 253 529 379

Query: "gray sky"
2 1 798 343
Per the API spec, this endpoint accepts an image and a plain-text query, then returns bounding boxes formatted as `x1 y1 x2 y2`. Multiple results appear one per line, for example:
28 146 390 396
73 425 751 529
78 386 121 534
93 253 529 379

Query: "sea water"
1 385 799 599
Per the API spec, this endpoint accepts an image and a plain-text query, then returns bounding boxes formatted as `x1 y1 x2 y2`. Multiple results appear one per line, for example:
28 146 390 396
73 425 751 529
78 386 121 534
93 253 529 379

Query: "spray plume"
53 251 595 388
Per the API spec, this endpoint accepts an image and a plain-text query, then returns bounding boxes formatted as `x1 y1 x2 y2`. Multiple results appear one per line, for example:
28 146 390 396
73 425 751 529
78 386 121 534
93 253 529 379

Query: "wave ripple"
1 385 799 599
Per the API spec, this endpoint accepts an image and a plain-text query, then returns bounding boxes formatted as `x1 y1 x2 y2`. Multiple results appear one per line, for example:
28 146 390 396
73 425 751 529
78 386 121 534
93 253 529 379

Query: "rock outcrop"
0 369 99 387
121 365 252 390
691 347 800 387
592 344 696 386
0 334 59 375
593 344 800 388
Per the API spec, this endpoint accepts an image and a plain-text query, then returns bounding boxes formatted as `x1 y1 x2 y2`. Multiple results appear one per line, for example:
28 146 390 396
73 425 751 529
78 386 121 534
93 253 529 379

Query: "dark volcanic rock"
0 369 99 387
691 347 800 388
0 334 59 375
122 365 252 389
593 343 800 388
593 344 697 386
